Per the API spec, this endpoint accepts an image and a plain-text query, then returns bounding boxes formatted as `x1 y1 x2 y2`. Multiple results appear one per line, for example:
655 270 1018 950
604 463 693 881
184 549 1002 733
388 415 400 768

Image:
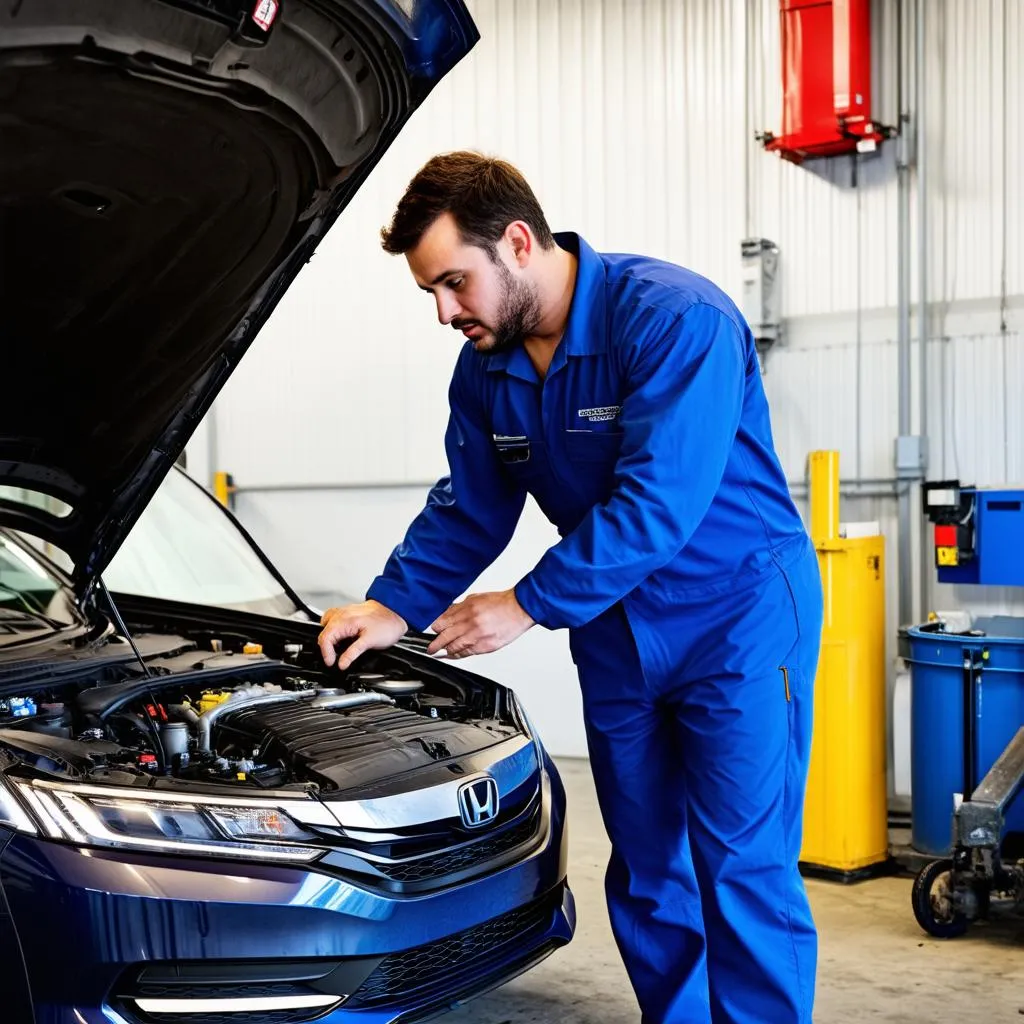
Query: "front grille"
345 895 555 1008
372 805 542 884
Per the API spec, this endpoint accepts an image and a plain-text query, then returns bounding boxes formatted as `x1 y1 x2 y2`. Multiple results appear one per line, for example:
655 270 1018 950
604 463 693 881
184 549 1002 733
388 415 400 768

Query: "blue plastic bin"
903 616 1024 856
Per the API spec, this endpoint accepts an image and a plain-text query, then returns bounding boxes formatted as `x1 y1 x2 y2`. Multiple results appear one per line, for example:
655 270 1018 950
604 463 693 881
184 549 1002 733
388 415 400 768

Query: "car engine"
0 635 521 794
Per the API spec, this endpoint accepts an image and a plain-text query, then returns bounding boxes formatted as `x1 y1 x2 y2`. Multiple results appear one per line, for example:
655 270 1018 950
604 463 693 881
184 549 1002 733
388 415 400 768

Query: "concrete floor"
448 759 1024 1024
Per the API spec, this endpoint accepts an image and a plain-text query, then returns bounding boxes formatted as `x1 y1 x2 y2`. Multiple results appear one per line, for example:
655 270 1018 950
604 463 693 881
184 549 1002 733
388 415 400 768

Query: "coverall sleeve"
514 302 747 630
365 350 528 632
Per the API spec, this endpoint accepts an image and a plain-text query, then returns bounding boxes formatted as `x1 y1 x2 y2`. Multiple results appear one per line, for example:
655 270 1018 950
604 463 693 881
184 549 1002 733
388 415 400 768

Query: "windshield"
102 468 305 619
0 534 78 640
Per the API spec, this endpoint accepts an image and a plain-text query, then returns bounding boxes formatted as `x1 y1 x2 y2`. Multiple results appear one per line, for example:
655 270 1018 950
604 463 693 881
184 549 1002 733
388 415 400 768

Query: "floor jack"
912 726 1024 937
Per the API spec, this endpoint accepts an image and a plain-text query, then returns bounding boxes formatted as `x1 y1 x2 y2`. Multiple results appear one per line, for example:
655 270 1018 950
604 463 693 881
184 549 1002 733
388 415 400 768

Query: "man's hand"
318 600 408 671
427 589 534 659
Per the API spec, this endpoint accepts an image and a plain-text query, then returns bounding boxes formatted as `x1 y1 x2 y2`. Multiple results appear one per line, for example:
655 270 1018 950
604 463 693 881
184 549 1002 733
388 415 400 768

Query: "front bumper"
0 763 571 1024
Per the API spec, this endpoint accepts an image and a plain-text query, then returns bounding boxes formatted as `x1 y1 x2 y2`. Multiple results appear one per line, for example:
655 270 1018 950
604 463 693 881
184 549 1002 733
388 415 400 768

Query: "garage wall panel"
213 0 1024 489
213 0 749 493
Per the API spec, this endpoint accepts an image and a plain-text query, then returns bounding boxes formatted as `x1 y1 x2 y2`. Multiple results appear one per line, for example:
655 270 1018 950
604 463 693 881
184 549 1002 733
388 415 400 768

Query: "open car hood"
0 0 477 597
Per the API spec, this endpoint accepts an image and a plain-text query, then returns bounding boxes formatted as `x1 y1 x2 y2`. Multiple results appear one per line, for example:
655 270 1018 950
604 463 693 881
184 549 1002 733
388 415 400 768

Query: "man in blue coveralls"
318 152 824 1024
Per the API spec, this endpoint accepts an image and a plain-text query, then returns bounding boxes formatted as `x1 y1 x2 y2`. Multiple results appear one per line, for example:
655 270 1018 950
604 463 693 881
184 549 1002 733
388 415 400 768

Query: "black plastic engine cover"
214 701 508 792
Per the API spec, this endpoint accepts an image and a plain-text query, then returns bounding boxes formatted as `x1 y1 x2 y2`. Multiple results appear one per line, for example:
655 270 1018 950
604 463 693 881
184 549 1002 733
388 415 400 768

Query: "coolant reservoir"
199 690 232 714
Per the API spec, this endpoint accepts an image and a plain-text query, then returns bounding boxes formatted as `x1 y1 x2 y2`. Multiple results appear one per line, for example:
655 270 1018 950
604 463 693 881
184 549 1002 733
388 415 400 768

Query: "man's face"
407 212 540 355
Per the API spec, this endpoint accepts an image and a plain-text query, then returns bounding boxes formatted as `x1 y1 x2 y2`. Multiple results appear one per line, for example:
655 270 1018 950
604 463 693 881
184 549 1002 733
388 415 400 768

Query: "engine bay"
0 630 521 794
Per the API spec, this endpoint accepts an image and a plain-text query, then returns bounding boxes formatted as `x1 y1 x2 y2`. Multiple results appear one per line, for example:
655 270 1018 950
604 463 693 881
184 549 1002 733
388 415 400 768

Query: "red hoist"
760 0 891 163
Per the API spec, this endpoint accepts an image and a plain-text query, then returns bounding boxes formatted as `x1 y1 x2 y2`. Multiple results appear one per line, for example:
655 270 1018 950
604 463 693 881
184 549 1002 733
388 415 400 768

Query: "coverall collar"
484 232 607 382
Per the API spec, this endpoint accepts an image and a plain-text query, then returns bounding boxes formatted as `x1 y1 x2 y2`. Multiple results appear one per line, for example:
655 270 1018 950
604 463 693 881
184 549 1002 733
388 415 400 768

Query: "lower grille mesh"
345 895 554 1008
132 983 309 999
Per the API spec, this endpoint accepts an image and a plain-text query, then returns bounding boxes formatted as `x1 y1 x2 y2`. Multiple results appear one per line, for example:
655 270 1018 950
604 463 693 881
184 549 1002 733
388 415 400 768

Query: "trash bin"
902 616 1024 856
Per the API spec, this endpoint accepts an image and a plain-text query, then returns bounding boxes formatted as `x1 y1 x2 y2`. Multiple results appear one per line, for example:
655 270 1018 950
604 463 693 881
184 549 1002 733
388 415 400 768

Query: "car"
0 2 574 1022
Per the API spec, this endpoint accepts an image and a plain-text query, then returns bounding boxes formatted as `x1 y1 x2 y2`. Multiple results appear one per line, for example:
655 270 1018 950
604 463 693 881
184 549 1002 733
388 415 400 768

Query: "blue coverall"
367 233 824 1024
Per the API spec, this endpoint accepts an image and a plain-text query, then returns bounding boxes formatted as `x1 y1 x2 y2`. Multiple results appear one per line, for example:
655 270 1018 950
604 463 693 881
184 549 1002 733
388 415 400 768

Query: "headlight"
0 778 323 863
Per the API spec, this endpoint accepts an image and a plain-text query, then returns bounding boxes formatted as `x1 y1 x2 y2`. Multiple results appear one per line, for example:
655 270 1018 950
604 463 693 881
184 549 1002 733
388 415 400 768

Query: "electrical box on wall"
923 483 1024 587
741 238 780 365
759 0 890 163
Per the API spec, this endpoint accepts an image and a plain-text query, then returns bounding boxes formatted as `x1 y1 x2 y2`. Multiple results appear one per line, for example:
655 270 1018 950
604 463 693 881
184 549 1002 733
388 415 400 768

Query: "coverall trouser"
568 543 823 1024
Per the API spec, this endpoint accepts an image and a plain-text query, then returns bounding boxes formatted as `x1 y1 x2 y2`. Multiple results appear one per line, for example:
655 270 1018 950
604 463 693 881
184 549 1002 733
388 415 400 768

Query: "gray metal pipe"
788 475 901 494
896 0 914 627
232 480 437 494
897 492 913 622
310 692 396 712
916 0 930 623
198 691 311 753
170 704 200 726
916 0 928 447
743 0 755 239
237 477 905 499
789 484 900 500
794 476 901 487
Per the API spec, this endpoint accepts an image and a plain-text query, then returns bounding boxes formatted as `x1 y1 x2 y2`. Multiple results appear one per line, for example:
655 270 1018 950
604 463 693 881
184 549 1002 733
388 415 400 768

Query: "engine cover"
213 700 510 792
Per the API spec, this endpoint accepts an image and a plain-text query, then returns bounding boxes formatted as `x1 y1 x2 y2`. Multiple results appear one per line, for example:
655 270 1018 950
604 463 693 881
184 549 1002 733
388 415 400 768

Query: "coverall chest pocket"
565 430 624 462
564 430 623 500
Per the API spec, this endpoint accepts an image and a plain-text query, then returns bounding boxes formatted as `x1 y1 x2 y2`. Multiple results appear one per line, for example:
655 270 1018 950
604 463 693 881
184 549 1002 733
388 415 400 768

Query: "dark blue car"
0 1 574 1021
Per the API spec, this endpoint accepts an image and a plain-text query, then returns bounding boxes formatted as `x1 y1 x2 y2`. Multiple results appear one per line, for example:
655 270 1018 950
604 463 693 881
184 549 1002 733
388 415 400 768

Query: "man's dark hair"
380 151 555 258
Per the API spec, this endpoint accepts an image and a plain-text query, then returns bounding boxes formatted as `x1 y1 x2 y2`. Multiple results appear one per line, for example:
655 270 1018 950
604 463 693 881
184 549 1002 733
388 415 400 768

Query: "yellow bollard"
808 450 840 544
800 451 890 879
212 471 235 509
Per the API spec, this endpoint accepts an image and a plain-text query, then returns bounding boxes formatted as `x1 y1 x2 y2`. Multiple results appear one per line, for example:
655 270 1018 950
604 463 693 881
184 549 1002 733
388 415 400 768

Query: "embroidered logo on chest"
577 405 621 424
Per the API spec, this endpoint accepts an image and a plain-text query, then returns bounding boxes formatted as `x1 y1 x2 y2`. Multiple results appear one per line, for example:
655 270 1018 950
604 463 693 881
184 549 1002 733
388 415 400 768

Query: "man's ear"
504 221 533 267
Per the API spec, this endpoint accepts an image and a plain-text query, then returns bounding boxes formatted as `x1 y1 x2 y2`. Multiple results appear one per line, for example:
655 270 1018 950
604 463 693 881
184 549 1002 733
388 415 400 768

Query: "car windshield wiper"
0 611 73 647
0 588 67 632
0 610 51 639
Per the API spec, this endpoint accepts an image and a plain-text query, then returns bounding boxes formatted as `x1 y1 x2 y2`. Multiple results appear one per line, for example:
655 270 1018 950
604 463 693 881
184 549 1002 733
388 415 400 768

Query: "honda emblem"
458 776 500 829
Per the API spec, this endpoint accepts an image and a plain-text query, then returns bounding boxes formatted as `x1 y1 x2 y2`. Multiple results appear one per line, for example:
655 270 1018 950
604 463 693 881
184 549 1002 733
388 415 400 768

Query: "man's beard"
456 261 541 356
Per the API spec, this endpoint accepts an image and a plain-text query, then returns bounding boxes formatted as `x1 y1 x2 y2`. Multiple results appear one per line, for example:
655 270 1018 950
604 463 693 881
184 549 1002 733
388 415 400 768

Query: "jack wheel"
912 859 969 938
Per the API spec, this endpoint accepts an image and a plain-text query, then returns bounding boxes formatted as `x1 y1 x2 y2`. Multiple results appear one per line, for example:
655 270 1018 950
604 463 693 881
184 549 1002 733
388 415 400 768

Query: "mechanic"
318 152 824 1024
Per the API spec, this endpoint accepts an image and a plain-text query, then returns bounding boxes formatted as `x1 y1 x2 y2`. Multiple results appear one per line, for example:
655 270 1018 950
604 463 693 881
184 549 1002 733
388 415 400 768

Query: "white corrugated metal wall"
188 0 1024 759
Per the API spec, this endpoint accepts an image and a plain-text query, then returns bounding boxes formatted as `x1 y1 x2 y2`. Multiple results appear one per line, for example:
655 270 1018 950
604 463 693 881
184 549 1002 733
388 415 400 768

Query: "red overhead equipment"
762 0 888 163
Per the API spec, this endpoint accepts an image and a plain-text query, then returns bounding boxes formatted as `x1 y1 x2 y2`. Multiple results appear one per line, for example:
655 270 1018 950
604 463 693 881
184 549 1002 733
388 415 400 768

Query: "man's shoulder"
598 250 748 341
